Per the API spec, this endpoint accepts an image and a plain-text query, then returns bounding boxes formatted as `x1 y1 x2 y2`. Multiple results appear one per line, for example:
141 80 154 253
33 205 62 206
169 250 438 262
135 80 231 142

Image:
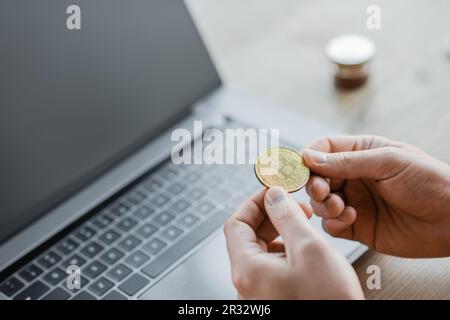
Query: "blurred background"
186 0 450 299
187 0 450 162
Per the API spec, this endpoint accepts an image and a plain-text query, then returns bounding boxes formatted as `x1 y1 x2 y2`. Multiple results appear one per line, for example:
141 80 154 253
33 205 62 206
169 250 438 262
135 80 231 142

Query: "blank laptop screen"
0 0 220 243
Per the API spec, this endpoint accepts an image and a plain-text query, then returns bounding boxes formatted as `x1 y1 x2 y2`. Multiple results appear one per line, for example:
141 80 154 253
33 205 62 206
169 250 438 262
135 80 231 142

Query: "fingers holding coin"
253 145 356 242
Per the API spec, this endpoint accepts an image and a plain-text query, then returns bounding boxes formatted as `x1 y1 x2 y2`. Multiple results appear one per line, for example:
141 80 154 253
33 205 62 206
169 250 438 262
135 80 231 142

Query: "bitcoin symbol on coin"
254 147 310 193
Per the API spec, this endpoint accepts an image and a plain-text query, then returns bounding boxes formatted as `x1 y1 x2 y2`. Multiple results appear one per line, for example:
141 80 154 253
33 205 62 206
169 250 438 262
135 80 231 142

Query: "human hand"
224 187 364 299
302 135 450 258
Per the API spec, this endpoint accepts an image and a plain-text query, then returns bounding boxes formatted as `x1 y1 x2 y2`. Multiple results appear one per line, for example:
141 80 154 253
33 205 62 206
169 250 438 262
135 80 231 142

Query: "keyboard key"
142 178 163 192
88 277 114 296
13 281 49 300
107 264 132 282
159 165 180 180
99 229 121 245
187 187 207 200
118 273 149 296
62 254 87 268
0 277 24 297
84 261 107 279
74 226 97 242
56 238 79 255
18 264 43 282
110 201 131 217
142 238 166 256
161 226 184 242
43 267 67 286
116 217 138 232
80 241 104 258
127 191 146 205
118 235 142 251
142 210 229 278
178 213 200 228
153 211 175 226
102 290 127 300
42 287 71 300
72 291 96 300
195 201 216 216
133 205 155 220
100 248 125 265
124 251 149 268
136 223 158 239
168 182 185 195
92 214 114 229
151 194 170 207
37 251 62 269
171 199 191 213
136 189 148 198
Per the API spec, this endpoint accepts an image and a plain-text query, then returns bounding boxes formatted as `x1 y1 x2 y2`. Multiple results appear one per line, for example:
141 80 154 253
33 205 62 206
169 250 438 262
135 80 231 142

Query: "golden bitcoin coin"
254 147 310 193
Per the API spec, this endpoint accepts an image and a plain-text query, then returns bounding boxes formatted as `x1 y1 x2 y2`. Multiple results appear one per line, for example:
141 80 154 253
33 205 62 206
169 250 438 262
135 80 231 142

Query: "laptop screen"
0 0 220 243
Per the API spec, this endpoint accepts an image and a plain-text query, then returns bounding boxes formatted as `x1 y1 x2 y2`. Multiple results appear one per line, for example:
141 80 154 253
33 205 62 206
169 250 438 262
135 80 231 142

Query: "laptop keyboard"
0 160 261 300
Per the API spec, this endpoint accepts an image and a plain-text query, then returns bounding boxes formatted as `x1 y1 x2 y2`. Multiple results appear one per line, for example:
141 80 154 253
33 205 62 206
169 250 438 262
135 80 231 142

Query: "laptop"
0 0 366 300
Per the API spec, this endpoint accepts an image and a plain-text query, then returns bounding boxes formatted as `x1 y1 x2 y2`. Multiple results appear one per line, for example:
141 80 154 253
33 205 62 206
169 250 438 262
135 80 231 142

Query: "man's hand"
302 135 450 258
223 187 364 299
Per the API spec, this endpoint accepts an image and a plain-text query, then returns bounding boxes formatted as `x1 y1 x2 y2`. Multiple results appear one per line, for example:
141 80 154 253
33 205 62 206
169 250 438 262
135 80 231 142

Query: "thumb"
264 187 317 252
302 147 401 179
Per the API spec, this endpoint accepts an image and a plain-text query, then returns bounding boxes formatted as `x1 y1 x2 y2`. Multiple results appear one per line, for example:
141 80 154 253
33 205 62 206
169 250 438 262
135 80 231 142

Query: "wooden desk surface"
187 0 450 299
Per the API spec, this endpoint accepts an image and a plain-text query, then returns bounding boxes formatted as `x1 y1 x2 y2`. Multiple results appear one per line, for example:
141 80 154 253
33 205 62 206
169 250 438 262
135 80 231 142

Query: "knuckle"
223 219 235 235
231 268 257 292
339 152 354 166
377 146 403 177
327 194 344 213
231 272 245 291
310 199 325 215
331 152 354 176
383 146 399 158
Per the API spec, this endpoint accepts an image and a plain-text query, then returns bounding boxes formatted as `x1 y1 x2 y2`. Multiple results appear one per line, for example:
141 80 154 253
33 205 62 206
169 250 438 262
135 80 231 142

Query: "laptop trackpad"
139 231 237 299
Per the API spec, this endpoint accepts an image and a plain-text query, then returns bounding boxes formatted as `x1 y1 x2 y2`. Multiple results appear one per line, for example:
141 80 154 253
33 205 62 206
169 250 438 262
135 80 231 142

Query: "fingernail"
304 149 328 164
266 187 287 206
